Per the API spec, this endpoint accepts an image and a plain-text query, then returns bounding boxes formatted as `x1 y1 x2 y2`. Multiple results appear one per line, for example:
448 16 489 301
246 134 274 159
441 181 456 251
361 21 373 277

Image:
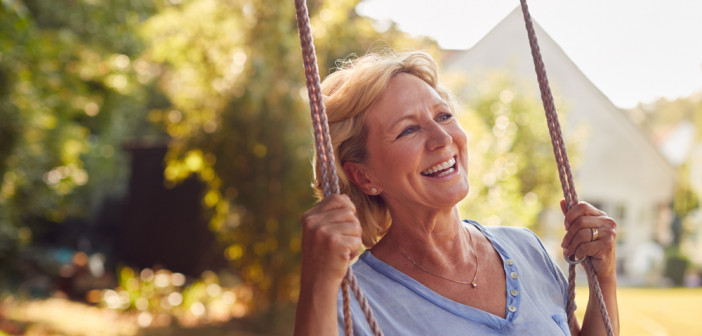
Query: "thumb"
560 199 567 215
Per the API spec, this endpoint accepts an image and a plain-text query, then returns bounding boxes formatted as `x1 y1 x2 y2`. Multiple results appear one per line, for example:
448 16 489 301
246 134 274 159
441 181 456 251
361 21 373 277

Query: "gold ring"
591 228 599 242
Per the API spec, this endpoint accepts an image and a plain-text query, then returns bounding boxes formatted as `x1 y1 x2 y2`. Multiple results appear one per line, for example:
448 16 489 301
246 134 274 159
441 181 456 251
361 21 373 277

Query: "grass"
575 287 702 336
3 287 701 335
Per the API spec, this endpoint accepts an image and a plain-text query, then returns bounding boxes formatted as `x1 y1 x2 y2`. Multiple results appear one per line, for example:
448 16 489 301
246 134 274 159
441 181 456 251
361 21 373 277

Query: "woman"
294 51 619 335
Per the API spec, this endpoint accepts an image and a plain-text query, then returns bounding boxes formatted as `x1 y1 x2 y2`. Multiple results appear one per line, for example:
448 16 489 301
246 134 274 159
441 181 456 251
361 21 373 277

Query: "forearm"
294 275 341 336
580 276 619 336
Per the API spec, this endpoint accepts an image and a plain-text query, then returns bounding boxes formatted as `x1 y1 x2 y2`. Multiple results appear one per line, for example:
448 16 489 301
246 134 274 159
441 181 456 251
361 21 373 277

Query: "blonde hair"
314 50 454 247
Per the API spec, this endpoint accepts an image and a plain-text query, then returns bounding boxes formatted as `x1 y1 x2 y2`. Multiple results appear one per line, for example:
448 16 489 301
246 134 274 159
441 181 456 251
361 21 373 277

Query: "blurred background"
0 0 700 335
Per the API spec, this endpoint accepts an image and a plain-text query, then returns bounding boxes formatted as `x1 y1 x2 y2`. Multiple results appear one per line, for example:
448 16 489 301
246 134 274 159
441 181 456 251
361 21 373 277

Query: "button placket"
505 258 520 316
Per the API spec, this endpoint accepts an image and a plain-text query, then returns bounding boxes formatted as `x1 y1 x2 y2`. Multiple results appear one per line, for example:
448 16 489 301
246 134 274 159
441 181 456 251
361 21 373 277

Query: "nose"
426 122 452 151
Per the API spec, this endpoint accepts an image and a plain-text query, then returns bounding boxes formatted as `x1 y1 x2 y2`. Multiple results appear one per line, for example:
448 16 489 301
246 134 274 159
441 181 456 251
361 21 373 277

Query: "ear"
343 161 381 195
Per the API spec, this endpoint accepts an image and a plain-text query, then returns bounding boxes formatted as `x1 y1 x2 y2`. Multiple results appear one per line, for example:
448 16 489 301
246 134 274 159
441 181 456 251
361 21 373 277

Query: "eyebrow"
388 101 450 131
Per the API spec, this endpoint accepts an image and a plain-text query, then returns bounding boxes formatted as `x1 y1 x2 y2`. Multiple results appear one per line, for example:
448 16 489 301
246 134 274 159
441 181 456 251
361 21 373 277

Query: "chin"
437 185 470 207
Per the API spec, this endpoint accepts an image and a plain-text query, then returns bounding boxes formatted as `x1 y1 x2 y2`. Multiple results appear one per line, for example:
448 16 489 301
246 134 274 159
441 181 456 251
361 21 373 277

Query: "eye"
397 125 419 139
436 112 453 122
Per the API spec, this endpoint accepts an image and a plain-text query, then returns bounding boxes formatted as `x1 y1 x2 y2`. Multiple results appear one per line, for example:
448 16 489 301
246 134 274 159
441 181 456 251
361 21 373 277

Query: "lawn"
3 287 701 335
575 287 702 336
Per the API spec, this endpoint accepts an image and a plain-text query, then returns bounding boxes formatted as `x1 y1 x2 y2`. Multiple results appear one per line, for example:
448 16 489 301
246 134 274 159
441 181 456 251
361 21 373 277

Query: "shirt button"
508 305 517 312
506 259 514 266
510 272 519 279
510 289 519 296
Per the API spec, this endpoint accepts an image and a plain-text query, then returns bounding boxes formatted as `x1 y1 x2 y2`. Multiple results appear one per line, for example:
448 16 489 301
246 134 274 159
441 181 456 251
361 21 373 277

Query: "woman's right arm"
294 194 363 336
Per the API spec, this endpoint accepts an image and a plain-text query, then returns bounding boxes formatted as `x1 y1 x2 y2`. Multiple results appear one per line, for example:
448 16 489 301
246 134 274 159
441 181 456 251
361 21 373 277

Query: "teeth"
436 167 455 177
421 157 456 175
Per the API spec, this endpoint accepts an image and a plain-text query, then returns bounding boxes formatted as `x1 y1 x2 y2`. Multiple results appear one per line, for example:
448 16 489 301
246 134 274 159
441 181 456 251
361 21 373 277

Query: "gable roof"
442 7 675 202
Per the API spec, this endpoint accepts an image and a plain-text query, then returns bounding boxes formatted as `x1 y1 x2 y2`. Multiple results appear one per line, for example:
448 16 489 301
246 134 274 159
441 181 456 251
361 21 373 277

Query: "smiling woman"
313 52 462 247
344 72 470 226
293 50 620 336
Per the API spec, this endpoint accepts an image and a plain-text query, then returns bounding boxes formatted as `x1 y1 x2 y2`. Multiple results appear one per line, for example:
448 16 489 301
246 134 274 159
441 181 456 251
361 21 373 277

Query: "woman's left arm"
560 201 620 336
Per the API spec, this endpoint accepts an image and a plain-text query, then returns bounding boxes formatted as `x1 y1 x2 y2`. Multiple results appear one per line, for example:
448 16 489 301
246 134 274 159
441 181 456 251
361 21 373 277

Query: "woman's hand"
560 200 620 336
295 194 362 336
301 194 363 286
560 200 617 283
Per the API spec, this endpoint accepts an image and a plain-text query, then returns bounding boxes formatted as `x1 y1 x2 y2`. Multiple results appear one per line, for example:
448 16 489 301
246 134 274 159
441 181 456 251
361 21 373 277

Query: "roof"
441 6 676 202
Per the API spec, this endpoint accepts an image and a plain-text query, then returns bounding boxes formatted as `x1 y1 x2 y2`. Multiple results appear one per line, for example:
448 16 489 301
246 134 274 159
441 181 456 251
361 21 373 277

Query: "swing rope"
294 0 613 334
294 0 383 334
518 1 614 335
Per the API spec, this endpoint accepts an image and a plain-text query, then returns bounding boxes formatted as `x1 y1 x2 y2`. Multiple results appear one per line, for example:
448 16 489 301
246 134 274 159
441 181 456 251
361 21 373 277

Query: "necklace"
389 226 479 287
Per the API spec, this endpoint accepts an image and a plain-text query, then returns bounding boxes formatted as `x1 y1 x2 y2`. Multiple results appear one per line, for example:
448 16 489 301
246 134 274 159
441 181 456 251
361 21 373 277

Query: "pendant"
471 282 477 288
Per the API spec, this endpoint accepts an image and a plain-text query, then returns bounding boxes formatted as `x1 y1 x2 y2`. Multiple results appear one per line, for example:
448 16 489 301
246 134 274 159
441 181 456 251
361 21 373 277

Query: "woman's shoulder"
464 219 552 261
465 220 567 291
464 220 538 244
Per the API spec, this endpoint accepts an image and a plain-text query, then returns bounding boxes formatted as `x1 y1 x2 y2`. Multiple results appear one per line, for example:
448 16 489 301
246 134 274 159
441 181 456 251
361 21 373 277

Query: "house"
442 7 676 284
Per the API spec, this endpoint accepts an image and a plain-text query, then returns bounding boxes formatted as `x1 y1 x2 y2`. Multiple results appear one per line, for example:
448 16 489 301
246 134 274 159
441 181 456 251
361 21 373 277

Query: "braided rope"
294 1 383 335
347 269 384 334
341 276 353 335
295 1 338 197
518 1 614 335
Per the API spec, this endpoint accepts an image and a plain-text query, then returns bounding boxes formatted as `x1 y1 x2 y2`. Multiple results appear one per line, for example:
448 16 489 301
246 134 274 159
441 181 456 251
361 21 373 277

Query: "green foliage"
629 95 702 140
629 95 701 240
450 72 576 231
673 163 700 217
664 247 690 286
0 0 162 270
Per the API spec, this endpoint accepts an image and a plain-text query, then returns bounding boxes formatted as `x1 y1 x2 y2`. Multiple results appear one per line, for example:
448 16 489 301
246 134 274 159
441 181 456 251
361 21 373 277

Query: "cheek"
373 142 421 175
452 125 468 148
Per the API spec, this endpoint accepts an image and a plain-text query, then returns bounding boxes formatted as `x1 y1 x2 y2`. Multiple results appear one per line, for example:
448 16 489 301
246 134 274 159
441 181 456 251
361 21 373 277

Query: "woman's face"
358 72 469 211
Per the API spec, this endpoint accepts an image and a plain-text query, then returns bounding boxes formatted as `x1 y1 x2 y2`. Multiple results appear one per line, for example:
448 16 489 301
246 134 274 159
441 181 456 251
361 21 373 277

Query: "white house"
442 7 676 284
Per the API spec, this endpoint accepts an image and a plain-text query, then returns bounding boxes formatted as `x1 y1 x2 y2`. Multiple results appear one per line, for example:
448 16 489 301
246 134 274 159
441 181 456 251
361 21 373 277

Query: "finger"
563 201 606 230
561 216 604 248
349 239 364 260
563 225 616 256
560 199 567 215
320 194 356 213
315 211 362 236
310 194 354 213
304 209 361 237
570 237 614 262
563 226 597 255
326 234 363 255
315 234 363 269
302 194 356 223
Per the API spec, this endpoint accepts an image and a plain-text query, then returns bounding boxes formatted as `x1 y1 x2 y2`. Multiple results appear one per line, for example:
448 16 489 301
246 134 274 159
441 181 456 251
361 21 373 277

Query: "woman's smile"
420 156 457 178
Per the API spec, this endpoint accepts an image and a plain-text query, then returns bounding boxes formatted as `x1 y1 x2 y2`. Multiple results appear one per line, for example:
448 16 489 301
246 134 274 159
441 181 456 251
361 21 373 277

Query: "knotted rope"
294 0 383 334
519 1 614 335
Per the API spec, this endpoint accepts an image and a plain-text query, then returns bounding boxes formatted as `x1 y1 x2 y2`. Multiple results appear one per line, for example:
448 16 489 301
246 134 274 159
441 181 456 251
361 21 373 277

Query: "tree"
139 0 436 315
0 0 162 283
629 94 702 274
447 71 578 232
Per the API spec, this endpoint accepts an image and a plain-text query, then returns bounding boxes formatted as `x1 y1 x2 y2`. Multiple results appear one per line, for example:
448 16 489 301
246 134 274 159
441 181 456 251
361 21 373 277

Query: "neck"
390 204 460 236
376 206 472 267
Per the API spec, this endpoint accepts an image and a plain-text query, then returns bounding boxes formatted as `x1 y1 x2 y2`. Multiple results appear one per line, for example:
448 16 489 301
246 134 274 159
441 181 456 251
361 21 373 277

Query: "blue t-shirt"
337 220 571 335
